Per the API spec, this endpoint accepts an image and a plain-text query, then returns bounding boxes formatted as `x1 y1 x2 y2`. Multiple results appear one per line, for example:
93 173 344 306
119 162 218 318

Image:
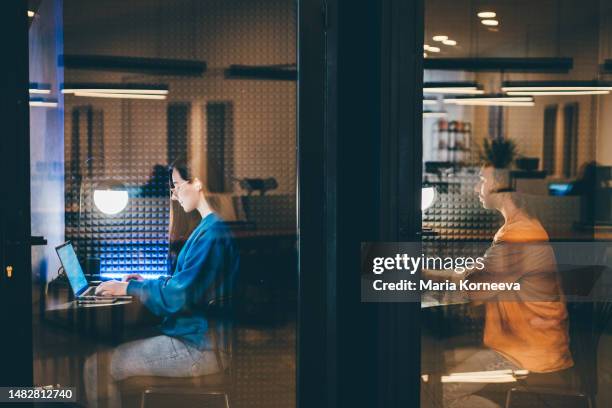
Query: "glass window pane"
422 1 612 407
30 1 297 406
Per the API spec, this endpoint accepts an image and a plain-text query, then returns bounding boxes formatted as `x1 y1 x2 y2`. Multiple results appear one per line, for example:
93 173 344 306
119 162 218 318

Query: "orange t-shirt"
477 216 574 372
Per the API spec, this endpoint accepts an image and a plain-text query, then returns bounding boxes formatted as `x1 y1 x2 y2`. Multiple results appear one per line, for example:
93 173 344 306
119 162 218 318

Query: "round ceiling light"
481 19 499 26
477 11 496 18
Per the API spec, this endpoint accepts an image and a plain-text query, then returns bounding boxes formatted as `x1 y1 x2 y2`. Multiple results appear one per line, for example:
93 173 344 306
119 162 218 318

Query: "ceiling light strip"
73 92 167 100
30 101 58 107
424 88 484 95
506 90 610 96
62 88 169 95
446 101 534 107
423 111 447 118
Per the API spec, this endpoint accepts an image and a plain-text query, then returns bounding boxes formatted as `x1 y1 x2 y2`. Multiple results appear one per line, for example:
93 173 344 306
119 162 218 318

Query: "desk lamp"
422 186 437 211
93 181 129 215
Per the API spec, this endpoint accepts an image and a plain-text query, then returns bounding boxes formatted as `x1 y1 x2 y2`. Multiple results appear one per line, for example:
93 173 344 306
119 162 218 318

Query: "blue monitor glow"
549 183 573 196
98 243 169 280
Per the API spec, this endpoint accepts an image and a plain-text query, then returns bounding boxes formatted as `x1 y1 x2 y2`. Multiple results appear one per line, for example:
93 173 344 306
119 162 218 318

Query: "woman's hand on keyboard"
122 273 144 282
95 280 129 296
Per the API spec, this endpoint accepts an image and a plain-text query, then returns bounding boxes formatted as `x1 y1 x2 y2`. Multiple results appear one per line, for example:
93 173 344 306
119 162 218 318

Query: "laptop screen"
56 242 89 296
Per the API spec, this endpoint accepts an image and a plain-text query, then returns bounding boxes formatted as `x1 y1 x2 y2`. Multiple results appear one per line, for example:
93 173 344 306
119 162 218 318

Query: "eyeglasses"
169 180 189 196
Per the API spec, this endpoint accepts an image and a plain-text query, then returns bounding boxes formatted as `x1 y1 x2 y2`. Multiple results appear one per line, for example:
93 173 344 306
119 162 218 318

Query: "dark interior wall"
206 102 234 193
63 0 296 194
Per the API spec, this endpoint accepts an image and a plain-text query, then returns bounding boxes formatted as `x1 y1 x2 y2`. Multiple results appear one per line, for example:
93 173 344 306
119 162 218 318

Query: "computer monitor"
548 182 573 196
55 241 89 297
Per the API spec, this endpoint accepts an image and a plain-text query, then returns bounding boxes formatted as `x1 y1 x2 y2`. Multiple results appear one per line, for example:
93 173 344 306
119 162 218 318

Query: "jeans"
442 348 519 408
84 335 227 408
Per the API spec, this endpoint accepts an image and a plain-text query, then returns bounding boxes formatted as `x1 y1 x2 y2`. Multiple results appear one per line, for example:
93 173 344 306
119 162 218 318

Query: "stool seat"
118 370 232 408
120 369 231 391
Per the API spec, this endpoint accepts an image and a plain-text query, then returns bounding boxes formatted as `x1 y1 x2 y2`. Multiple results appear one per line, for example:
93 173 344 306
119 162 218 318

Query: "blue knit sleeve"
127 232 226 316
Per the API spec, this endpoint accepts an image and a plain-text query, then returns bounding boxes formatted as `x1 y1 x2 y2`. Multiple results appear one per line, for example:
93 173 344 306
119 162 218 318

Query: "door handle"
30 236 47 246
3 236 47 246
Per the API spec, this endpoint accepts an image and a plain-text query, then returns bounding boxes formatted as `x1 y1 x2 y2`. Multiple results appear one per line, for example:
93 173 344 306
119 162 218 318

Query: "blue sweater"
127 212 239 350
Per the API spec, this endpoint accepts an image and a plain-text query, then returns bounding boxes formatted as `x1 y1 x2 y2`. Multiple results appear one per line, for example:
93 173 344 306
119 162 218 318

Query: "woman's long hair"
167 157 217 271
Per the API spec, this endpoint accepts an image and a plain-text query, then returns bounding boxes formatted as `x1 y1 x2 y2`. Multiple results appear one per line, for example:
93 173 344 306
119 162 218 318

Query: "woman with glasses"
84 158 239 407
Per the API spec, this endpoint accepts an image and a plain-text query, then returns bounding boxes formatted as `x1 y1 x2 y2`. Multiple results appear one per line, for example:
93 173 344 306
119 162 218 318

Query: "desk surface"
46 298 132 311
421 298 470 309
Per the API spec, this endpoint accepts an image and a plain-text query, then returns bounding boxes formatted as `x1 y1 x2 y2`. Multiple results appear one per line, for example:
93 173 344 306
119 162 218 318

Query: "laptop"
55 241 131 304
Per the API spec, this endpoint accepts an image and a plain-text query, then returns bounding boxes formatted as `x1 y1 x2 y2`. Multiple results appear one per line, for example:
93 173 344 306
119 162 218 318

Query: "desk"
46 298 132 312
421 297 470 309
42 284 134 344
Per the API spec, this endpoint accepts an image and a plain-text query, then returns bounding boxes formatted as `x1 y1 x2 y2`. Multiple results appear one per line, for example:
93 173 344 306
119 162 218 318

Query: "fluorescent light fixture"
442 39 457 46
29 101 58 108
426 88 484 95
73 92 167 100
61 83 169 98
428 46 441 53
424 82 484 95
424 44 430 50
481 19 499 26
29 82 51 94
477 11 496 18
423 99 437 106
450 101 534 106
445 96 533 103
502 81 612 93
432 35 448 42
506 90 609 96
444 96 534 107
502 81 612 97
62 88 168 95
422 186 437 210
424 52 428 58
503 86 612 91
29 89 51 95
94 188 129 215
423 111 447 118
27 10 35 18
505 87 612 91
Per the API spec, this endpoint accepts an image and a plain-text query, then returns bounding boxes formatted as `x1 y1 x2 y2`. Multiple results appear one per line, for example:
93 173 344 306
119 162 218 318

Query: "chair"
504 299 612 408
119 298 236 408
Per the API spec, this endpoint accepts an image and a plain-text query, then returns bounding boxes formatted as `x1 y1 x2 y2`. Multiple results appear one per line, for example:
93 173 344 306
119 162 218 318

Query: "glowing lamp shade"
421 186 437 211
93 186 129 215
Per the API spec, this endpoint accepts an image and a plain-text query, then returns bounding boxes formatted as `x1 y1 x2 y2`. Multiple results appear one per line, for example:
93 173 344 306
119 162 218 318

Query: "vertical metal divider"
299 0 423 406
0 0 34 387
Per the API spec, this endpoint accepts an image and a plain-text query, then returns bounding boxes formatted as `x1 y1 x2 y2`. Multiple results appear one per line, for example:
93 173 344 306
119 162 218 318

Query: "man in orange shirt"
442 165 573 408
